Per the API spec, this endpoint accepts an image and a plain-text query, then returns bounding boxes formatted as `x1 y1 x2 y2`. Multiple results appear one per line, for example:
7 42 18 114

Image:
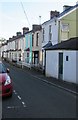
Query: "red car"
0 61 13 97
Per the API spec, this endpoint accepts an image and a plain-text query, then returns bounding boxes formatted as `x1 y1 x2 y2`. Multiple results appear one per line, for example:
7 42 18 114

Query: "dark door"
34 51 39 65
59 53 63 79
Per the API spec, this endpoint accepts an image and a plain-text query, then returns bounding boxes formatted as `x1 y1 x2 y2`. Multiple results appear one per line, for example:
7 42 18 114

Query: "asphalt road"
2 62 77 118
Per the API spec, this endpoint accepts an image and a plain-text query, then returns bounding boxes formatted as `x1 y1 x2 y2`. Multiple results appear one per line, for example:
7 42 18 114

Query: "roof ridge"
58 4 78 18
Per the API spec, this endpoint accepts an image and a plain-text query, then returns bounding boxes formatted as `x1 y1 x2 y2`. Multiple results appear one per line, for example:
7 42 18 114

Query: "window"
61 23 69 32
27 53 29 63
19 53 21 61
15 41 17 50
36 33 39 46
27 53 29 57
61 23 69 41
66 56 69 61
49 25 52 41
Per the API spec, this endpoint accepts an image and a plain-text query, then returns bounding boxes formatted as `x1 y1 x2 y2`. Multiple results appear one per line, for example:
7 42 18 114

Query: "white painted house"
10 30 25 63
42 11 59 73
46 37 78 84
1 42 7 59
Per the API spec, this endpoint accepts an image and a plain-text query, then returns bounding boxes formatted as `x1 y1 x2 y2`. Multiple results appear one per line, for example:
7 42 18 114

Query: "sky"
0 0 77 40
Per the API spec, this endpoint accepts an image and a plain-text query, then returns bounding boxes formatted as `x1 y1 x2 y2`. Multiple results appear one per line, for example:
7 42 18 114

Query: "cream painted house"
32 25 42 67
58 4 78 42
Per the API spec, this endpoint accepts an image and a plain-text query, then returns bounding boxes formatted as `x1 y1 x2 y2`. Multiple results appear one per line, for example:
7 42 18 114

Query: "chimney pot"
16 32 22 36
50 10 59 19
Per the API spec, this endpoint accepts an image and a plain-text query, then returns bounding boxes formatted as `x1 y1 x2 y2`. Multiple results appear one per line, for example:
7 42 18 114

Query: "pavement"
4 60 78 95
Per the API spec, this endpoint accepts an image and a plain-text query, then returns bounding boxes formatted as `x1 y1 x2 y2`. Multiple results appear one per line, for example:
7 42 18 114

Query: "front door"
58 53 63 79
34 51 39 65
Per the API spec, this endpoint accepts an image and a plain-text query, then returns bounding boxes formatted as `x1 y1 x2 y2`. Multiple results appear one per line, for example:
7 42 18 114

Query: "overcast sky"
0 0 77 40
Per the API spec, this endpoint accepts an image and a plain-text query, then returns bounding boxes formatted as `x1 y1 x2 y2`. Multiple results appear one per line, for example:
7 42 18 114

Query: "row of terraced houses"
0 4 78 84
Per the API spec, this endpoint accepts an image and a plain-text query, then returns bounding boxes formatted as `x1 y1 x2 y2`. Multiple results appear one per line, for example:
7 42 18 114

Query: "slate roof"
46 37 78 50
42 41 52 49
42 3 78 25
7 34 25 43
58 4 78 18
24 48 30 51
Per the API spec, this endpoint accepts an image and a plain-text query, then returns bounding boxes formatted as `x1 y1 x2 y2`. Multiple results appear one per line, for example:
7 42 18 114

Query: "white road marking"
7 106 20 109
23 105 26 107
22 102 27 107
13 90 27 108
13 90 17 95
22 102 25 105
13 90 15 93
17 96 21 100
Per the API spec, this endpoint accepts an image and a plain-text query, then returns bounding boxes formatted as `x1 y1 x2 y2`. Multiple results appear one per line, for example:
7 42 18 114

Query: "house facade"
45 3 78 82
46 37 78 84
23 25 42 68
24 30 32 68
1 31 25 63
1 42 7 60
9 38 15 62
9 32 25 63
42 11 59 73
58 4 78 42
32 25 42 67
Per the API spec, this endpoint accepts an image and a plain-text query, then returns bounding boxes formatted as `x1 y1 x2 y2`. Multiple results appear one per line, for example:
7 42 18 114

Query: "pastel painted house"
24 30 32 68
24 25 42 68
32 25 42 67
58 3 78 42
45 37 78 84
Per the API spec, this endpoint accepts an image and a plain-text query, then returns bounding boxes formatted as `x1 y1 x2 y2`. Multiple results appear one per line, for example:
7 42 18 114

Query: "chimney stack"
50 10 59 19
9 37 12 40
63 5 72 11
23 27 29 34
32 24 42 32
16 32 22 36
12 36 16 39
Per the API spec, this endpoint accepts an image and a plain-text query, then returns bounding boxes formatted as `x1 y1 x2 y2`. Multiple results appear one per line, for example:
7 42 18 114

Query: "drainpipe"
42 49 46 75
44 49 46 75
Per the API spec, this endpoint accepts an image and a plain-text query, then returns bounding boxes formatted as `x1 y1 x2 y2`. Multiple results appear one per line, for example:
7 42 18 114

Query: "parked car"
0 61 13 97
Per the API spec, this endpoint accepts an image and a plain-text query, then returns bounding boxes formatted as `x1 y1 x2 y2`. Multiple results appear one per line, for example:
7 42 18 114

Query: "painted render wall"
59 8 78 42
63 51 77 83
46 50 77 84
42 18 58 70
32 30 42 65
76 51 78 84
46 50 58 79
25 32 32 64
42 18 58 47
